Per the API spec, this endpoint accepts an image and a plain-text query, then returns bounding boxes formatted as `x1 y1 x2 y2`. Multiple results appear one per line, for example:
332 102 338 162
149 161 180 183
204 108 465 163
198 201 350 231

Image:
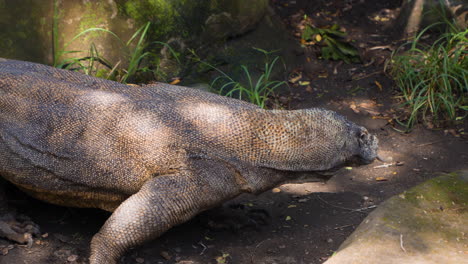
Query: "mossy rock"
1 0 269 67
325 171 468 264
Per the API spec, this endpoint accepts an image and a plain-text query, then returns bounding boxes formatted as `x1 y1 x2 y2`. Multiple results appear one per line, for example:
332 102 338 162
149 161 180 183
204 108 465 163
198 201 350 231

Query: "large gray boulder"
325 171 468 264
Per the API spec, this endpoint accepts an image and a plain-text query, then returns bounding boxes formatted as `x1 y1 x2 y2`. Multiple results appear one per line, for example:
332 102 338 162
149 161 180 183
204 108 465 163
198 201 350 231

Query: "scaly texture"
0 58 378 263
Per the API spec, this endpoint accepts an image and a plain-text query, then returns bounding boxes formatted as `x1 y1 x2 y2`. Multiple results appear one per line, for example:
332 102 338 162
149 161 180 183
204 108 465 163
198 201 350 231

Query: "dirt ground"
1 0 467 264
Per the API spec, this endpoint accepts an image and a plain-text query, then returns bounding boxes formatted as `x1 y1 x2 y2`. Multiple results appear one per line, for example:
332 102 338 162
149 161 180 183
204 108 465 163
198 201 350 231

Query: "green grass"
388 23 467 130
54 22 179 84
191 48 286 109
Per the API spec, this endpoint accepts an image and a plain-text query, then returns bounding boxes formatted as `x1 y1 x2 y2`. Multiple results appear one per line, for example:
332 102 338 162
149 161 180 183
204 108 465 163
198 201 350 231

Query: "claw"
0 217 40 246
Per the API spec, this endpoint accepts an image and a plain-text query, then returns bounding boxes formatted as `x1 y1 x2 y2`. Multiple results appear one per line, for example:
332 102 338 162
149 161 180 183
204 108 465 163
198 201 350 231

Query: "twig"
417 139 447 147
369 45 393 51
250 240 266 264
198 241 207 255
374 161 404 169
333 224 354 230
351 71 382 80
317 195 377 213
363 58 375 67
400 234 406 252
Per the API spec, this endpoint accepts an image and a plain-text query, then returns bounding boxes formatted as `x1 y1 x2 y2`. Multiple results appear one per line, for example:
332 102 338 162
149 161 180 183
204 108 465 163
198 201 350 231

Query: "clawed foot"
0 214 41 247
201 203 270 232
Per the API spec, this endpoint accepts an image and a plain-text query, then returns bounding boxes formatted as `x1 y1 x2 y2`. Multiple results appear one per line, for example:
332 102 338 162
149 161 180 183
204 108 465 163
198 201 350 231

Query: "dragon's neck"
206 108 352 171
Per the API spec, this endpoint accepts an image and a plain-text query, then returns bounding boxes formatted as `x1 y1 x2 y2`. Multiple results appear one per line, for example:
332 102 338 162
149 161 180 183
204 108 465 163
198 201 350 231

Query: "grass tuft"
54 22 179 84
388 23 467 130
191 48 286 109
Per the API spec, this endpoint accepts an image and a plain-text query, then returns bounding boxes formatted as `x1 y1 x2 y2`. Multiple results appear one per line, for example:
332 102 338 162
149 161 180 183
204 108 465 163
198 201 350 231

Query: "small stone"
327 238 333 243
135 257 145 263
67 255 78 262
160 251 172 260
272 188 281 193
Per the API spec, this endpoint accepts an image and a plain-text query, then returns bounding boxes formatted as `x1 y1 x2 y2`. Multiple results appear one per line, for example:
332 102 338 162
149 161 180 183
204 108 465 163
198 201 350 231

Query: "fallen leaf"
272 188 281 193
299 81 310 86
288 205 297 208
305 85 313 93
375 177 388 181
349 103 359 113
318 71 328 78
315 34 322 42
0 245 14 256
215 253 230 264
374 81 383 91
169 78 181 85
288 71 302 83
285 216 292 221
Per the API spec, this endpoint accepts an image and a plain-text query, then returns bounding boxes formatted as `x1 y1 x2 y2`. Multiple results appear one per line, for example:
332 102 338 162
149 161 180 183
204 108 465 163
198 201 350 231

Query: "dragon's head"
354 127 379 164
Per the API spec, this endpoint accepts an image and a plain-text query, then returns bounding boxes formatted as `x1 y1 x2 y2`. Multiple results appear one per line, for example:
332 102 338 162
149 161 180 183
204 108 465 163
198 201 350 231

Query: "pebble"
67 255 78 262
160 251 172 260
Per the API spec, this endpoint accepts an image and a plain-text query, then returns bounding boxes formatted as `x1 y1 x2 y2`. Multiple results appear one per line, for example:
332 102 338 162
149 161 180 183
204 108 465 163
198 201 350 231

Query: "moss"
381 172 468 242
78 2 108 39
402 172 467 209
120 0 178 40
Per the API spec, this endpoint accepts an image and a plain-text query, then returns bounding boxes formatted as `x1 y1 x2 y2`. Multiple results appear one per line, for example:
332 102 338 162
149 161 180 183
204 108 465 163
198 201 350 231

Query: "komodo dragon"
0 58 379 263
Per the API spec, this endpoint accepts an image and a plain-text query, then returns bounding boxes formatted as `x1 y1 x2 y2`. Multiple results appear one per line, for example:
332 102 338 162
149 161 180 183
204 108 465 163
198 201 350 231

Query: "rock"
325 171 468 264
67 255 78 262
1 0 269 65
160 251 172 260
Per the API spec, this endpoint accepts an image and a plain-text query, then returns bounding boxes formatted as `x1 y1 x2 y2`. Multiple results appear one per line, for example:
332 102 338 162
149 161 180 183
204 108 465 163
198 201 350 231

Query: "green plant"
388 23 467 130
192 48 286 109
55 22 180 83
302 24 360 63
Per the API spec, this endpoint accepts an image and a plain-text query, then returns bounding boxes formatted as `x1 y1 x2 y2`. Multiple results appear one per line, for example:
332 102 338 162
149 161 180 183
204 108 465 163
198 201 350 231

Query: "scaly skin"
0 58 378 263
